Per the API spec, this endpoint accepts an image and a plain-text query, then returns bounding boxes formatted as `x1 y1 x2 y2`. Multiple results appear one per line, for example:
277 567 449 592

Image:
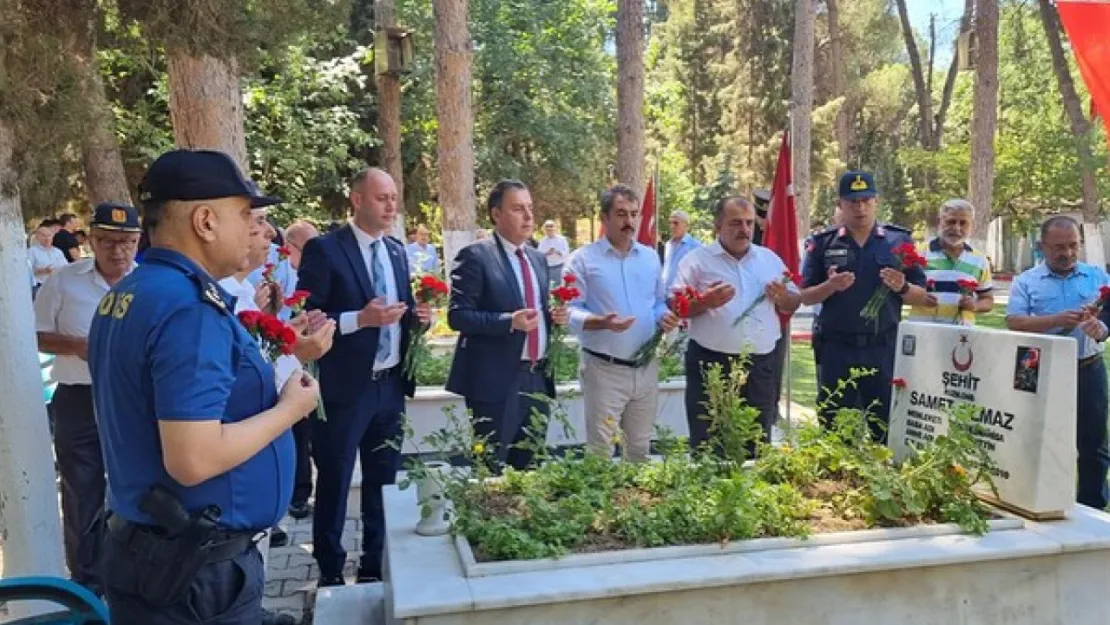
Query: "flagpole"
784 121 794 434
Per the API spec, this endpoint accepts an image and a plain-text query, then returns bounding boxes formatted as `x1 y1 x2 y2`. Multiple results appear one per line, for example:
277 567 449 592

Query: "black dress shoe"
288 501 312 520
355 568 381 584
318 575 346 588
262 610 297 625
270 528 288 548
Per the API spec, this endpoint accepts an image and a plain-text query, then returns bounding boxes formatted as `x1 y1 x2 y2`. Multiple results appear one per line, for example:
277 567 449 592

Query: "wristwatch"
896 282 911 296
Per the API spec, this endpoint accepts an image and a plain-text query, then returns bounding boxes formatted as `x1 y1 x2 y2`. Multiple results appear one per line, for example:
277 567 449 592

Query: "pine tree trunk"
968 0 999 260
1038 0 1105 268
616 0 646 199
376 0 406 239
791 0 815 235
827 0 850 165
895 0 935 150
77 55 132 206
167 52 248 172
0 120 67 614
433 0 476 277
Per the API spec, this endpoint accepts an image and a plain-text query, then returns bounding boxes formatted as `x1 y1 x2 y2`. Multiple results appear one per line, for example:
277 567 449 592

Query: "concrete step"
314 582 393 625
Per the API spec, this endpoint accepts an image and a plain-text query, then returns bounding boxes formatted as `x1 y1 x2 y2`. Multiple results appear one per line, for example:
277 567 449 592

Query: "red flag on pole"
1057 1 1110 141
638 174 657 248
762 129 800 326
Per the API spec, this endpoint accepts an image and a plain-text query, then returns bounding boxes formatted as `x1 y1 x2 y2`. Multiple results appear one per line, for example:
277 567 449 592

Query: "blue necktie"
371 240 391 362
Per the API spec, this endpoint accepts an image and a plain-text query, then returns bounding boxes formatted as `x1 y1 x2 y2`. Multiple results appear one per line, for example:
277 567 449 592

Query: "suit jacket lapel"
491 236 525 309
385 238 412 303
338 225 374 301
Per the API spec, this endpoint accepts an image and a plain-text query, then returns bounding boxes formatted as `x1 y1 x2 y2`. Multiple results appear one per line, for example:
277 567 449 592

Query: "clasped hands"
1055 307 1108 341
511 306 570 332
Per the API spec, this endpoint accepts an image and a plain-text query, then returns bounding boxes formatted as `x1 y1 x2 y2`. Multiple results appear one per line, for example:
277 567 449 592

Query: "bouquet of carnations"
403 274 450 379
732 270 796 327
237 310 297 361
631 285 703 367
860 242 927 328
545 274 581 377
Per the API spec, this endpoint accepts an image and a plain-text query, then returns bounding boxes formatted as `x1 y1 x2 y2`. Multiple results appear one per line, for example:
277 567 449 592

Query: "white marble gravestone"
889 321 1077 518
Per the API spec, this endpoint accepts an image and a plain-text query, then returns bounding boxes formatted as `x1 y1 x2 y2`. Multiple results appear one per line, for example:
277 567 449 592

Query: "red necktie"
516 248 540 363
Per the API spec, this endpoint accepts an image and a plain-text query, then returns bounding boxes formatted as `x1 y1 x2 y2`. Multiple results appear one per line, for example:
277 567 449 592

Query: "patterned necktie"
371 240 391 362
515 248 540 363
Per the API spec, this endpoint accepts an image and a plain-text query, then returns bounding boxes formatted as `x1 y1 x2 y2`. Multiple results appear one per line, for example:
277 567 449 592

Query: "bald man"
297 167 433 586
285 220 320 271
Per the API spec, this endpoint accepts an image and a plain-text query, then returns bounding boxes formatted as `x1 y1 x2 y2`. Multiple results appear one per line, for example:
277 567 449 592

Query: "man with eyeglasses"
34 202 141 595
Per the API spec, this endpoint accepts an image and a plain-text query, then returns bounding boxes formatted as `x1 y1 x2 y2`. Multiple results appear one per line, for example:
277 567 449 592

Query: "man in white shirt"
674 196 801 457
565 184 679 462
405 224 440 275
28 225 69 296
662 210 700 290
537 220 570 286
35 202 141 594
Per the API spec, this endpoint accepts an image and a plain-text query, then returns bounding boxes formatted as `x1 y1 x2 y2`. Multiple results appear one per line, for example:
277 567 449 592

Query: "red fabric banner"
1057 1 1110 140
638 175 657 248
762 130 800 327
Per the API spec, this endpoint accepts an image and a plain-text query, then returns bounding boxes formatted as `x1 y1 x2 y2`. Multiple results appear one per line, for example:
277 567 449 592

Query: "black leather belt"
107 515 257 563
370 365 400 381
1079 354 1101 368
518 359 548 372
583 348 640 368
818 331 896 348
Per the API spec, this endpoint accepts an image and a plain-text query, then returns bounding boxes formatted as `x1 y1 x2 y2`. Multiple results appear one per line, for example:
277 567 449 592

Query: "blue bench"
0 577 108 624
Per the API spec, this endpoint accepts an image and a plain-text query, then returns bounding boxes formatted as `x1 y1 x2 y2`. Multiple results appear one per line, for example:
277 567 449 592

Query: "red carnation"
956 278 979 293
926 279 936 291
563 273 577 284
277 246 291 258
892 377 907 389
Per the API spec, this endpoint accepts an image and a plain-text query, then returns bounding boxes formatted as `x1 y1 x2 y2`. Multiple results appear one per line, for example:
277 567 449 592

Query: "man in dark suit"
447 180 568 471
297 167 432 586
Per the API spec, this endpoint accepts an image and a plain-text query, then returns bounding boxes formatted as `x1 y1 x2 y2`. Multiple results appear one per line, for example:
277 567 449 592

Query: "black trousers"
102 528 264 625
685 341 777 456
51 383 106 593
312 373 404 580
465 366 551 471
291 415 313 505
770 333 788 420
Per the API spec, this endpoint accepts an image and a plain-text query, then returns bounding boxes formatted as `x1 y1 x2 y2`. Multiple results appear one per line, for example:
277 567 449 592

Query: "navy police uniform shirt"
802 224 926 335
89 248 295 531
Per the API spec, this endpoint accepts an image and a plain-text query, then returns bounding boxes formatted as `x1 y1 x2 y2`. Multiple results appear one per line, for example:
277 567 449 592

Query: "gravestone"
888 321 1077 518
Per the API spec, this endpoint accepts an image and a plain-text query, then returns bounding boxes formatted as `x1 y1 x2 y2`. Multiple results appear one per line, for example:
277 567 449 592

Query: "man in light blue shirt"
662 210 700 291
247 242 298 320
1006 215 1110 510
405 224 440 275
565 184 679 462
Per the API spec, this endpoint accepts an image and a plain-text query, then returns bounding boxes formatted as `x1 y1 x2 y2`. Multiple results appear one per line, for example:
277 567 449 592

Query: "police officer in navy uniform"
801 171 931 441
89 149 319 624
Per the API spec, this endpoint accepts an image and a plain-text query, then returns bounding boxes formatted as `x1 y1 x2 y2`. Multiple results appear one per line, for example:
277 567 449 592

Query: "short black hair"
38 218 60 229
714 195 753 223
1041 215 1080 240
58 213 77 226
142 200 169 235
487 180 528 216
599 184 638 216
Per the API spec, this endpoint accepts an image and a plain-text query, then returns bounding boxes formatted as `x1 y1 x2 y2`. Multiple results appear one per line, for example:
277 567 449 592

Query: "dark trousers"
685 341 777 455
311 373 404 580
465 366 550 471
815 334 896 443
102 530 264 625
51 384 106 592
291 415 314 505
1077 358 1110 509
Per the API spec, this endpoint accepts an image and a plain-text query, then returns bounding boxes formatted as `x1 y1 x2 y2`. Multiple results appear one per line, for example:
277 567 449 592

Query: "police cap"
838 171 877 201
138 149 281 208
90 202 141 233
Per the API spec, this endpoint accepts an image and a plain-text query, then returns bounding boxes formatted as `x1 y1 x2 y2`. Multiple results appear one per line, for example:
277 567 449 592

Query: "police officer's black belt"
583 348 640 368
107 515 256 563
371 365 400 381
819 332 896 348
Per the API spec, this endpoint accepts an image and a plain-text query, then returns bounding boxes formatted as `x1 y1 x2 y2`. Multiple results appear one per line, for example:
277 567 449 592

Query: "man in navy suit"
297 167 432 586
447 180 568 471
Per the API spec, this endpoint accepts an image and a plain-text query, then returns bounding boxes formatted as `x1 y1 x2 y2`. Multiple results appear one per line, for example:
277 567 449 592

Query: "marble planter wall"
314 486 1110 625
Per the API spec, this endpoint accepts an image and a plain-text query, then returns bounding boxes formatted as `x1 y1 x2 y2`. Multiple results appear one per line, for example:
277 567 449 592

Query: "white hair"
670 210 690 224
939 198 975 218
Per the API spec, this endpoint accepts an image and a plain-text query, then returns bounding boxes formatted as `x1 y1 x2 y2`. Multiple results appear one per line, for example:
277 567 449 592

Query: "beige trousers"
581 352 659 462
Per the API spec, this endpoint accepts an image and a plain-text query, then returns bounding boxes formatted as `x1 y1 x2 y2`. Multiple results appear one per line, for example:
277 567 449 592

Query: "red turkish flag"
638 175 657 248
762 130 800 327
1057 1 1110 142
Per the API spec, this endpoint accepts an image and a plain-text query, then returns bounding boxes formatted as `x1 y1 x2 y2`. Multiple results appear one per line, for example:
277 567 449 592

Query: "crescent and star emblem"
951 335 973 372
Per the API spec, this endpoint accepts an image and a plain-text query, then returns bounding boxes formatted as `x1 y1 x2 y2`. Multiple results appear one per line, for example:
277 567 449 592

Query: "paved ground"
262 511 361 624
